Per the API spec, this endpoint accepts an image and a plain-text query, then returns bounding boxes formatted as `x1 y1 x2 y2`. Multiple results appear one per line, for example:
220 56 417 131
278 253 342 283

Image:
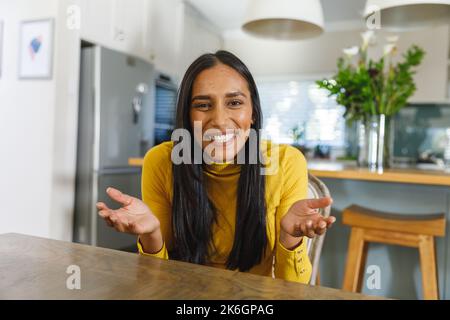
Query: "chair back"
306 173 331 285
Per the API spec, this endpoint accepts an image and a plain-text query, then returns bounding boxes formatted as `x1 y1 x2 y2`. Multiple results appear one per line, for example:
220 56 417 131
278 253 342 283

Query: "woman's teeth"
208 133 235 143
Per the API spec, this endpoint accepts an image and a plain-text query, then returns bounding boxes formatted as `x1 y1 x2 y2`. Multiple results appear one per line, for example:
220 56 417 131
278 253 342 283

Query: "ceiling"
185 0 367 32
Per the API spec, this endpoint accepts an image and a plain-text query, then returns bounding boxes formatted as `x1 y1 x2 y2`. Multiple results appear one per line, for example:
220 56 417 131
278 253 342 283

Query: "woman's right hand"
96 187 160 236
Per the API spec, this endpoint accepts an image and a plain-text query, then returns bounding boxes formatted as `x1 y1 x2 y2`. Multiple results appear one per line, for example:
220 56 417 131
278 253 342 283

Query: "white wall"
224 25 450 103
50 0 82 241
0 0 223 241
0 0 59 238
176 3 223 82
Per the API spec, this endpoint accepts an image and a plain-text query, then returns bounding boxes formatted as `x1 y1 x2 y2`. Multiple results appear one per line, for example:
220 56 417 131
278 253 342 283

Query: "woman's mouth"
207 133 235 143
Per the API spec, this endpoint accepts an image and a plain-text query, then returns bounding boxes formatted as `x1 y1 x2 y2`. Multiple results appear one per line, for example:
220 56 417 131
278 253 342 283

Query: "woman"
96 50 335 284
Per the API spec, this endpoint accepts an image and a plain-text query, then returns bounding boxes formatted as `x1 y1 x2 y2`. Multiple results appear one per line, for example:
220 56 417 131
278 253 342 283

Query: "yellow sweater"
137 141 312 284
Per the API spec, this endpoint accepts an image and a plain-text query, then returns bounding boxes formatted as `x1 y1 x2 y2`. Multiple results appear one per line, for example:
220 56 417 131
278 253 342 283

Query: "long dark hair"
171 50 267 272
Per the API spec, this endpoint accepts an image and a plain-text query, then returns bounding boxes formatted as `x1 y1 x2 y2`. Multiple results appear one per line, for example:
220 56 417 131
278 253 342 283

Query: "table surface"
0 233 383 300
307 160 450 186
129 157 450 186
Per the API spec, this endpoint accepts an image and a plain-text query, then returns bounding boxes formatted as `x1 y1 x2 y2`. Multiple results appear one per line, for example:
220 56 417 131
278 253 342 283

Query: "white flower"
386 35 399 43
361 30 376 50
343 46 359 57
384 43 397 56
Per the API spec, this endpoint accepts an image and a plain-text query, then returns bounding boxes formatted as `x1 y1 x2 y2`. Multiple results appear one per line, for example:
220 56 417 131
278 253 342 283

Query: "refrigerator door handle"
132 96 141 124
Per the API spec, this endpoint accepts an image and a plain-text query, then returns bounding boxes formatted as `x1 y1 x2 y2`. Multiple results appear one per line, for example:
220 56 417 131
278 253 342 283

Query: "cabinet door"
148 0 184 76
79 0 113 45
111 0 149 58
79 0 148 58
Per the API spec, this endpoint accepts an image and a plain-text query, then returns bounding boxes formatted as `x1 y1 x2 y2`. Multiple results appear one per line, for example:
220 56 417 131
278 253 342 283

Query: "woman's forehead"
192 64 249 95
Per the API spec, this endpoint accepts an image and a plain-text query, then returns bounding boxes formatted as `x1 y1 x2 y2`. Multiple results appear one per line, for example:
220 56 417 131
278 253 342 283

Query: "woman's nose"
210 105 228 127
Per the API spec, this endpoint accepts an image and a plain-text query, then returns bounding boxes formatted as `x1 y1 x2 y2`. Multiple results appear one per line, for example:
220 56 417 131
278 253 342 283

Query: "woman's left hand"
280 197 336 248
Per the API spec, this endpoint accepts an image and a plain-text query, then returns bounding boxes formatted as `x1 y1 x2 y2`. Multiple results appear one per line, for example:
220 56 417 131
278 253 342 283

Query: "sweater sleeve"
273 146 312 284
137 143 173 260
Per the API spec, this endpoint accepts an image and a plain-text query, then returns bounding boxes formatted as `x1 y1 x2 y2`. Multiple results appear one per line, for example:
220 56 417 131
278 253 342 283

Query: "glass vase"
357 114 393 171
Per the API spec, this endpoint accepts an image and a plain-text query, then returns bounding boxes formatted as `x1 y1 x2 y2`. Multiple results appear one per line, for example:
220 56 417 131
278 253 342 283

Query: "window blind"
256 79 346 147
154 82 177 145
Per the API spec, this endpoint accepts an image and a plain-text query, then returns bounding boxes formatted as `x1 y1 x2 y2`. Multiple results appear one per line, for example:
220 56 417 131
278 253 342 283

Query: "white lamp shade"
242 0 324 40
364 0 450 30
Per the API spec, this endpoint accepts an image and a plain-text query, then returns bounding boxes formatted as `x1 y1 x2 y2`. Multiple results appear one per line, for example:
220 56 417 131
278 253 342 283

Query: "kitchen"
1 0 450 303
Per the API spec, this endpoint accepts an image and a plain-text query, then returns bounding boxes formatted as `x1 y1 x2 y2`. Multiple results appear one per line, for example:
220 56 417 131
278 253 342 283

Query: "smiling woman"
96 50 335 284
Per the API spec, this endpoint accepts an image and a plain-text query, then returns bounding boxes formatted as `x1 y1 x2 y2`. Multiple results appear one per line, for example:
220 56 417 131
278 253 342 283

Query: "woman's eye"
192 103 210 110
228 100 243 107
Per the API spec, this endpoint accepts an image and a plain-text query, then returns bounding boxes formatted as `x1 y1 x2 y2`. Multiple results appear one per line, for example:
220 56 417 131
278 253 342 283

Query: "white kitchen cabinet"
147 0 185 77
400 25 450 103
79 0 113 46
79 0 149 60
77 0 222 78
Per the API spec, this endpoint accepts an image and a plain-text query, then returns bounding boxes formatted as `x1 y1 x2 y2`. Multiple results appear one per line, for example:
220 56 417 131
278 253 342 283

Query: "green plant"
316 32 425 124
290 124 305 144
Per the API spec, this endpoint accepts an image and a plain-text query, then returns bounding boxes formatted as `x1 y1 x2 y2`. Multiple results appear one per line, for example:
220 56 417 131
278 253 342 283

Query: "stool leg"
343 227 368 293
418 235 439 300
316 270 321 286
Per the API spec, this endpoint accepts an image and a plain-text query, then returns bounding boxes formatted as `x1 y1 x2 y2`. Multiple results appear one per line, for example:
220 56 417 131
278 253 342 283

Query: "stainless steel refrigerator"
73 45 155 251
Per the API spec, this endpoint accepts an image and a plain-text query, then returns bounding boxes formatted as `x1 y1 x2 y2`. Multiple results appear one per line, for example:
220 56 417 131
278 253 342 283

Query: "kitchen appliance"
73 45 155 251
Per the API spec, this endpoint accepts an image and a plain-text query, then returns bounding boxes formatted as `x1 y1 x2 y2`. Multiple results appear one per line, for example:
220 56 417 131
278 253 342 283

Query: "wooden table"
0 233 383 300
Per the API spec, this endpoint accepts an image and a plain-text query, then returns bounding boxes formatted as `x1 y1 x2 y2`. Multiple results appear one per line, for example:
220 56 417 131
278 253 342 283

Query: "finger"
314 219 327 232
96 202 110 211
98 209 114 226
315 227 327 235
116 213 130 228
300 221 308 237
98 209 112 218
326 216 336 226
313 218 327 234
104 216 114 227
305 220 316 238
113 212 132 232
110 214 126 232
305 197 333 210
106 187 133 207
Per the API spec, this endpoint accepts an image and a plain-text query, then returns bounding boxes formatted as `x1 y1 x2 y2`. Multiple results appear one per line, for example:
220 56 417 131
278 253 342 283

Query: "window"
154 79 177 145
256 78 346 148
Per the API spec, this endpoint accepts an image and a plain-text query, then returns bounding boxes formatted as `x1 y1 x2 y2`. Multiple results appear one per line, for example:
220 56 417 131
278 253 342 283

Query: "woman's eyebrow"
225 91 247 98
191 95 211 102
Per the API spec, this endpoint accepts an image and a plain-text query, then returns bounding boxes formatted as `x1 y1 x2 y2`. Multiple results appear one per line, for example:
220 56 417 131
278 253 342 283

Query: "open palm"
96 187 160 235
281 197 336 238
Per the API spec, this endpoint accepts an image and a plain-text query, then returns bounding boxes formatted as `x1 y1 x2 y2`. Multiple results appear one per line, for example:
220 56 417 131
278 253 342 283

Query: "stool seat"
342 204 446 300
343 205 446 237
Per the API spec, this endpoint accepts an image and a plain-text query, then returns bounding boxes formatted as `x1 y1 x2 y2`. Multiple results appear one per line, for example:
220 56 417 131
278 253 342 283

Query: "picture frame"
18 18 54 79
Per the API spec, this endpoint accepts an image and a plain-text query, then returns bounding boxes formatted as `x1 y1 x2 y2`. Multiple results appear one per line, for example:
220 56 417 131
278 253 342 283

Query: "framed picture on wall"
18 18 54 79
0 21 4 78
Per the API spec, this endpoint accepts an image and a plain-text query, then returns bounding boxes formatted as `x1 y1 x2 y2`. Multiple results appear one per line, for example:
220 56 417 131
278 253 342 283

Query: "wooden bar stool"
342 205 446 300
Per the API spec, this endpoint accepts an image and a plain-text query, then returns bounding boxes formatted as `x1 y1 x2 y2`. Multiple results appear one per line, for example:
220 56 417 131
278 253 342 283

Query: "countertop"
0 233 382 299
307 160 450 186
128 157 450 186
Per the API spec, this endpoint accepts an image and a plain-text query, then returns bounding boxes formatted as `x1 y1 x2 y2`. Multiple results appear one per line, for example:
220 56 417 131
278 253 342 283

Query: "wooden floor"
0 233 385 300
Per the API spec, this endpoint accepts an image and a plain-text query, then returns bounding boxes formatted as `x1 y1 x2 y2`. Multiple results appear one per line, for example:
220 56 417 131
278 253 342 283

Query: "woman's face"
190 63 253 163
